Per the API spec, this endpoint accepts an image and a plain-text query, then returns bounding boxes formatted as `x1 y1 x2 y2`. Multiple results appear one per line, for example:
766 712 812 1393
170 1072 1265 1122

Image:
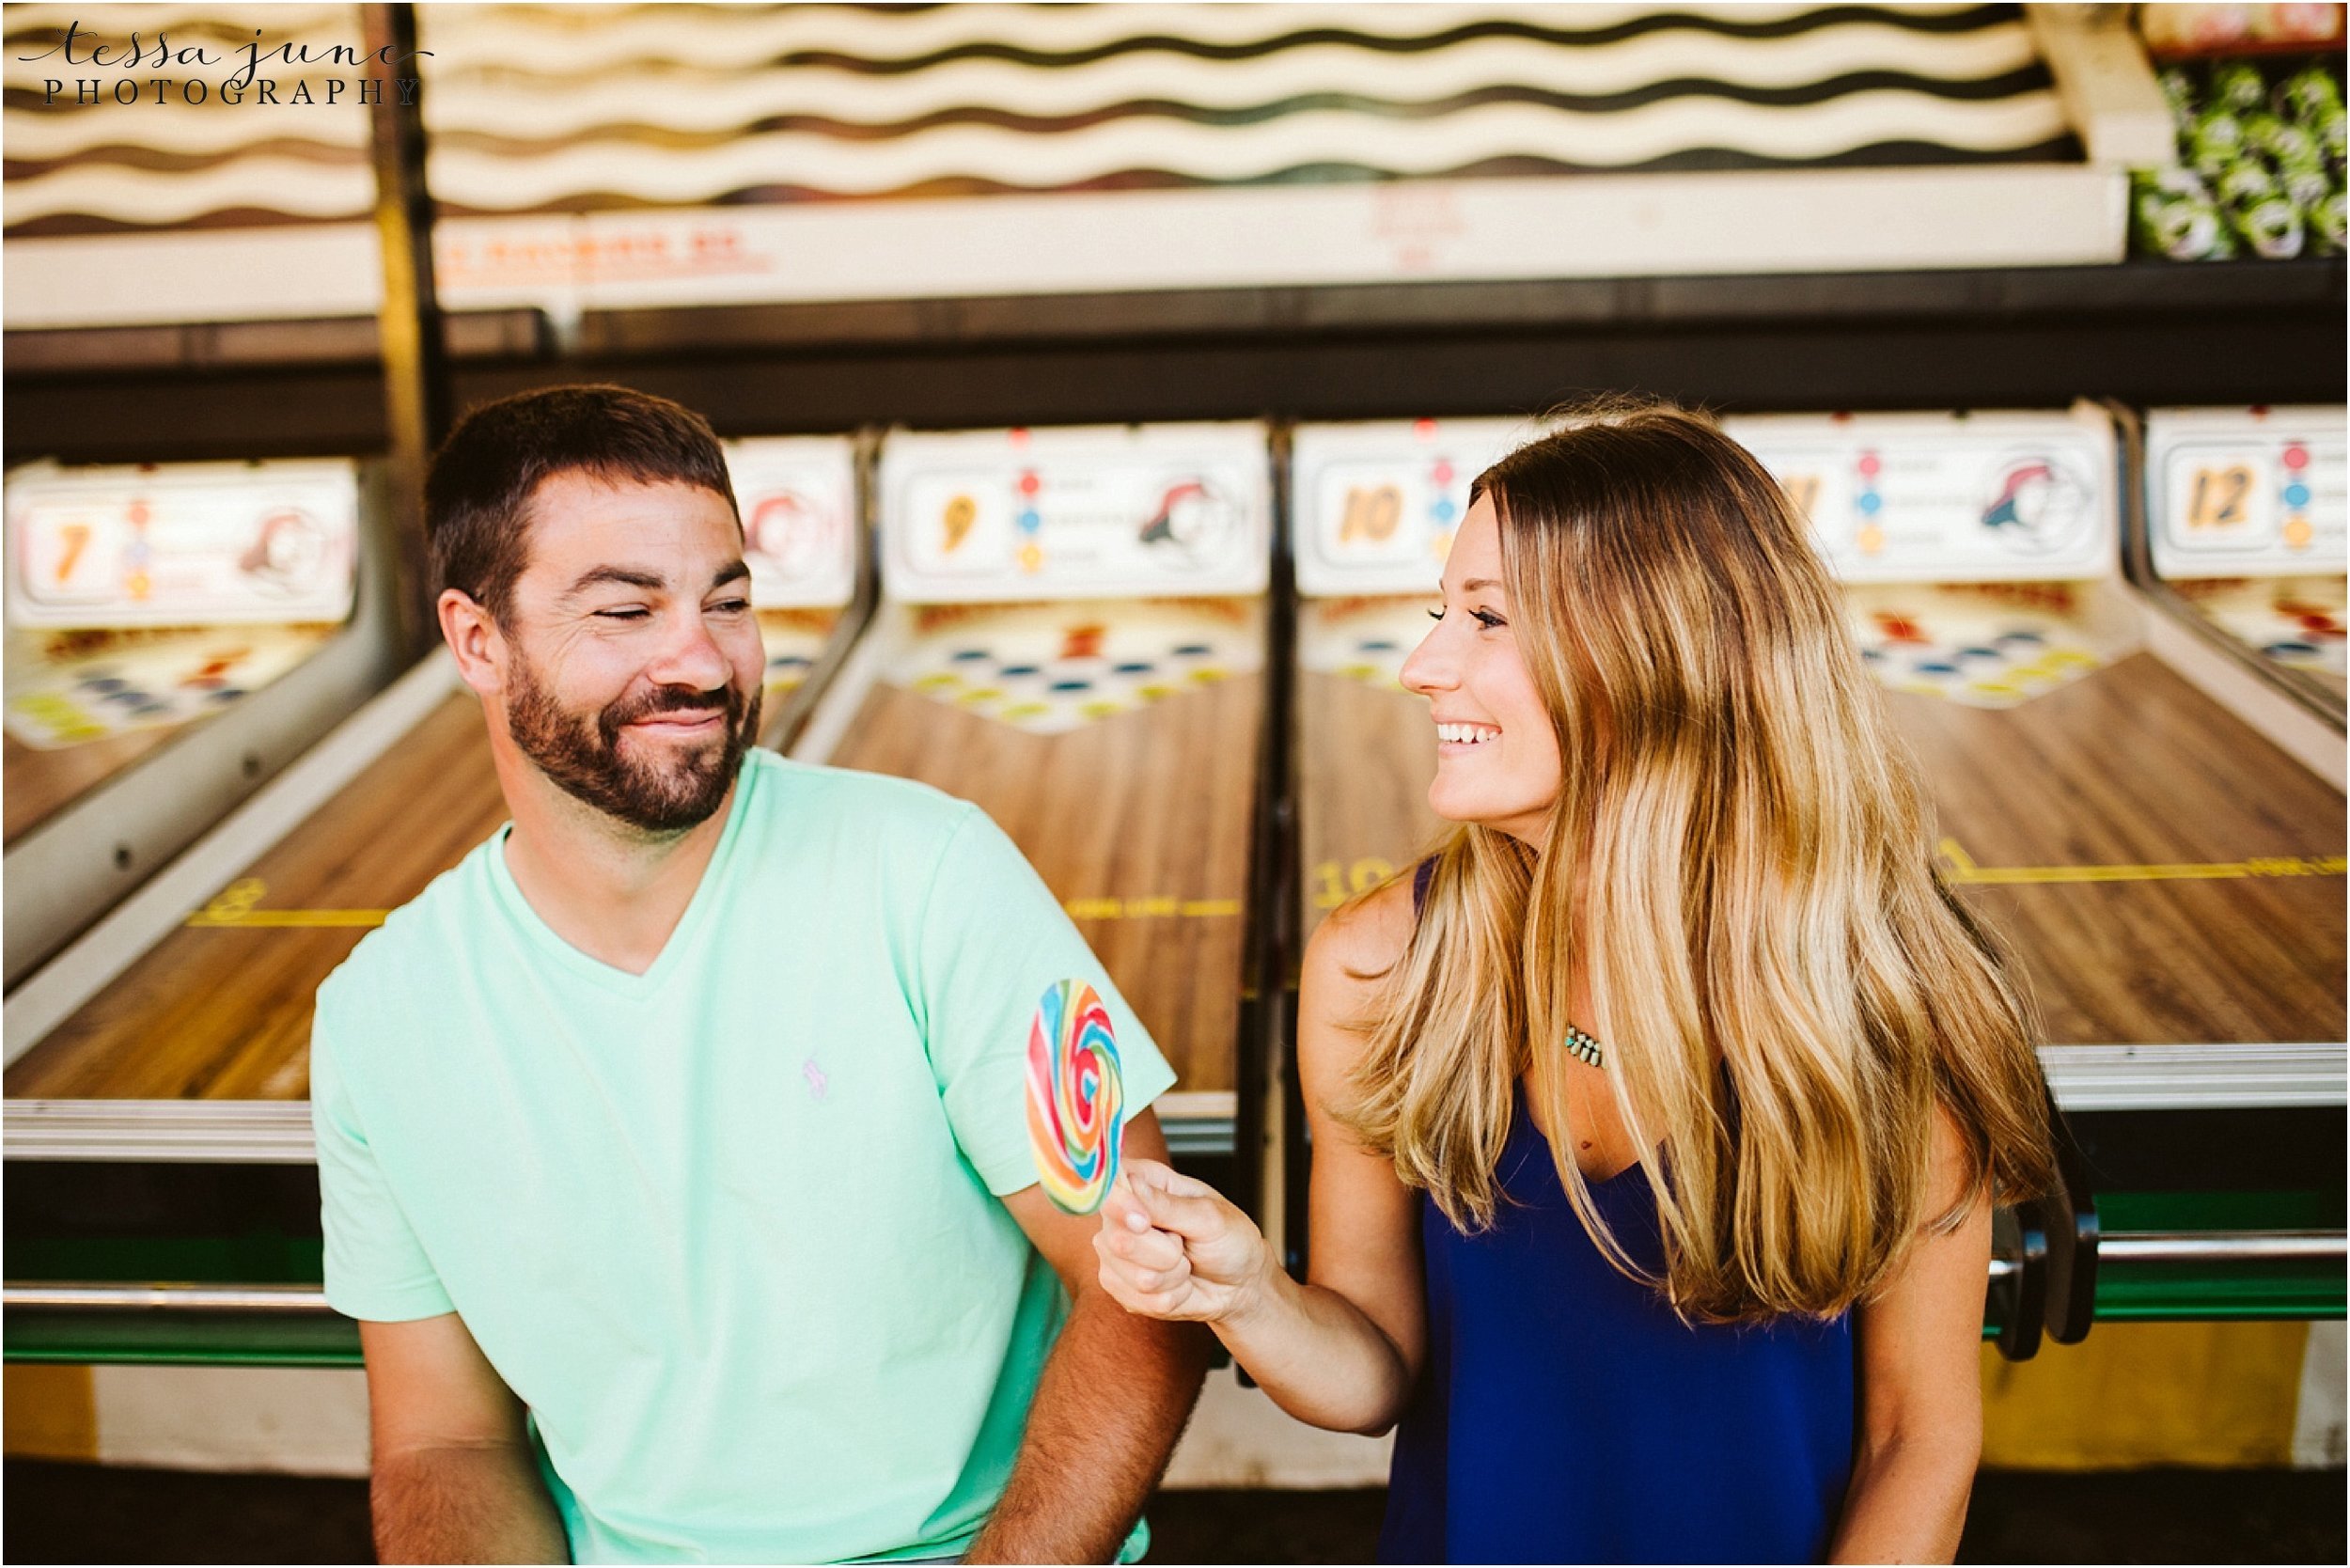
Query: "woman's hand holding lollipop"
1092 1159 1277 1326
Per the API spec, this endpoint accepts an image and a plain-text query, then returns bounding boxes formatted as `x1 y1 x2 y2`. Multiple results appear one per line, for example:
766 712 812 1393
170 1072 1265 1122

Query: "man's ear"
439 588 507 698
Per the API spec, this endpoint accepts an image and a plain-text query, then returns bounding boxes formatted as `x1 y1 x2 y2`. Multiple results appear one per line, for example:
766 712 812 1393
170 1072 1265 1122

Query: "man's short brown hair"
425 384 739 626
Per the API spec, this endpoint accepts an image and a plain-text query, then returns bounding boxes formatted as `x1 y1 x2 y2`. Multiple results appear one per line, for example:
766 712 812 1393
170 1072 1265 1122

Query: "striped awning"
4 3 2077 236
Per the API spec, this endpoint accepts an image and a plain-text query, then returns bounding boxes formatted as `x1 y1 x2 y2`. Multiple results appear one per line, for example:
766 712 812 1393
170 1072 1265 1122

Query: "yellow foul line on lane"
185 909 391 927
1938 838 2347 886
183 878 1242 928
182 836 2349 929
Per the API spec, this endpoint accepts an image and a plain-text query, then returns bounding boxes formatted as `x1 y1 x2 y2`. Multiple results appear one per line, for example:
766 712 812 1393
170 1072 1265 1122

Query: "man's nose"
648 609 733 692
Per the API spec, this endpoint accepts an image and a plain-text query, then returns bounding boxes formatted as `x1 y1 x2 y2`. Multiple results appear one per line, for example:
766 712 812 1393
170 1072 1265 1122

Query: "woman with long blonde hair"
1096 402 2055 1562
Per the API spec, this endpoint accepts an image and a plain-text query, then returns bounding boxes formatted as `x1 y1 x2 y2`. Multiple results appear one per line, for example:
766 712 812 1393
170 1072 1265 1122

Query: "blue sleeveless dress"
1379 867 1856 1563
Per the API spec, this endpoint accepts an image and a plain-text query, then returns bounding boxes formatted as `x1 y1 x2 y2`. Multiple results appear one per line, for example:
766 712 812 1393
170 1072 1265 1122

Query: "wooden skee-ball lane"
793 422 1276 1153
1307 613 2347 1048
1741 407 2346 1061
1 461 403 990
1289 411 2345 1329
4 436 869 1123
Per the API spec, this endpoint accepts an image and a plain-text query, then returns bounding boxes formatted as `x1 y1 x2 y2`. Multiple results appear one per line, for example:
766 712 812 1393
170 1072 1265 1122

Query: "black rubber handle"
1992 1200 2049 1362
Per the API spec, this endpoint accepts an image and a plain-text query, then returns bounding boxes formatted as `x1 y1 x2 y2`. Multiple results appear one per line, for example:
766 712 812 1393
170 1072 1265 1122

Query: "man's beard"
504 651 761 835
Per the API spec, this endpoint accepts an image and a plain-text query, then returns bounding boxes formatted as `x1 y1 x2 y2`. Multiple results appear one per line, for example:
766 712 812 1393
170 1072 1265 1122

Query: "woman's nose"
1401 621 1457 697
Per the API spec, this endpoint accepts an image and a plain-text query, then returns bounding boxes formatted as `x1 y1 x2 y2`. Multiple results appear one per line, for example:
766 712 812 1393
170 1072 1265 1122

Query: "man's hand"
965 1111 1211 1563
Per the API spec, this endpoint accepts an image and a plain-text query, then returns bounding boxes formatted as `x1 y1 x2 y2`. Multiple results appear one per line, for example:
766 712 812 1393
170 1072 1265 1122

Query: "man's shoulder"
743 752 977 845
315 834 500 1027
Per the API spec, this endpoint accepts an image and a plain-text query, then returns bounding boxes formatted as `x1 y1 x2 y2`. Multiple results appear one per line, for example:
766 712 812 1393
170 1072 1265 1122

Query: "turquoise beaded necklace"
1562 1022 1606 1070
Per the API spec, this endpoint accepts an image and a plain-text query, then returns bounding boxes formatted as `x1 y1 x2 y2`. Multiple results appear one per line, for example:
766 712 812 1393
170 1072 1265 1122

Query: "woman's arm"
1095 880 1429 1435
1829 1110 1992 1564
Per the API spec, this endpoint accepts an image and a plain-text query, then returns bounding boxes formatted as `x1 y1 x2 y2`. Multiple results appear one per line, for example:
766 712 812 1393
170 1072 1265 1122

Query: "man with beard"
310 385 1206 1564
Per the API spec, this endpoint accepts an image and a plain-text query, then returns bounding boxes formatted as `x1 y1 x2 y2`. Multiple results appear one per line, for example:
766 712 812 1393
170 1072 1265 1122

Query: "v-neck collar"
485 757 760 996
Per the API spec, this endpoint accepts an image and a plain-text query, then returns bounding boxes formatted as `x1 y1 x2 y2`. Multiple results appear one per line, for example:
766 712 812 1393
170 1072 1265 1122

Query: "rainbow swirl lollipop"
1026 980 1124 1213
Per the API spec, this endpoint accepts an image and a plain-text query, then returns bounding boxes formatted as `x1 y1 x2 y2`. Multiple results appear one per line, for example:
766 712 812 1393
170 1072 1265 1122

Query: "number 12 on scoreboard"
2186 463 2257 531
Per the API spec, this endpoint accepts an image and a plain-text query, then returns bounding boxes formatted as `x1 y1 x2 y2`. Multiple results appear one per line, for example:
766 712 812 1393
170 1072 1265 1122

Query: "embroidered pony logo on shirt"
801 1058 828 1101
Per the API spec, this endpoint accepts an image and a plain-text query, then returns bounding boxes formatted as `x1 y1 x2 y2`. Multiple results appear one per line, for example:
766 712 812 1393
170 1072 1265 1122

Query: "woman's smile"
1434 718 1502 750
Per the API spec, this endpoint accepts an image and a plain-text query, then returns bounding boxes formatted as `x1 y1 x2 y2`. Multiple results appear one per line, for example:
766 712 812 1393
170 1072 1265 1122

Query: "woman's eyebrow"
1458 578 1506 594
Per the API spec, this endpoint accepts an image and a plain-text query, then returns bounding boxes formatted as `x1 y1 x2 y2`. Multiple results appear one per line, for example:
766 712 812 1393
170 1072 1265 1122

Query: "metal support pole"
362 3 451 659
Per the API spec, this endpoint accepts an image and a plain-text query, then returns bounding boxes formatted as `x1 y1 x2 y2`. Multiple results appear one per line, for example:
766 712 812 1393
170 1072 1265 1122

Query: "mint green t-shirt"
312 751 1174 1563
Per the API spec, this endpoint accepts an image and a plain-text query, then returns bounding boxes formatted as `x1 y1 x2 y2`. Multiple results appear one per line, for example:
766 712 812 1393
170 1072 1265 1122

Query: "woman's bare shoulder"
1303 871 1418 998
1296 871 1418 1093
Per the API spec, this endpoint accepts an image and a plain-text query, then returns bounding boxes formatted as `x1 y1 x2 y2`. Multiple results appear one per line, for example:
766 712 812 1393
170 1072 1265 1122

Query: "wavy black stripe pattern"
579 64 2060 138
1 133 2081 235
0 3 2030 63
0 4 2028 73
4 143 365 178
764 4 2030 74
4 4 2069 233
3 206 351 237
1 66 2062 171
410 136 2085 216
